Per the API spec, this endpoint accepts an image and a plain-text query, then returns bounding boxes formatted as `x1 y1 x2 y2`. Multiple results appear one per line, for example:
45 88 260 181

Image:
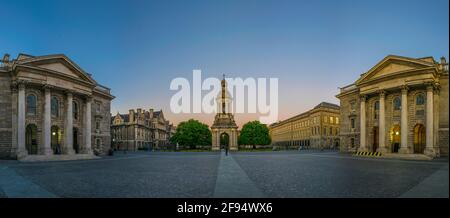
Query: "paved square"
0 151 448 198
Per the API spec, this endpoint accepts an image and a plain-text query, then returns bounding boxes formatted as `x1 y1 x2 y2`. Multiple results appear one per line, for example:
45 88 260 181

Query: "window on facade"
330 127 333 135
323 128 327 135
350 138 355 147
350 101 356 111
73 101 78 120
336 117 339 124
374 101 379 119
416 94 425 105
351 118 355 129
96 102 101 113
26 94 37 115
51 97 59 117
96 121 100 130
330 116 334 124
96 138 101 149
393 97 401 110
324 116 327 123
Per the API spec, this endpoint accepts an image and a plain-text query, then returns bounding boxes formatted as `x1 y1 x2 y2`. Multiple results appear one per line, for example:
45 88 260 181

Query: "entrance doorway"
73 127 79 154
390 125 401 153
25 124 38 155
51 126 61 154
413 124 426 154
220 132 229 150
372 126 379 152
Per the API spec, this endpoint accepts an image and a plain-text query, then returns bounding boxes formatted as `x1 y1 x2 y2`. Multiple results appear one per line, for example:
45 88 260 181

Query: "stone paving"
0 151 448 198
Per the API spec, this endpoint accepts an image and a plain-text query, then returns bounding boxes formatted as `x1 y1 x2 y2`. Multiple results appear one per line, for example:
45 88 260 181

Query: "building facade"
211 76 239 151
269 102 340 149
0 53 114 159
336 55 449 157
111 108 175 151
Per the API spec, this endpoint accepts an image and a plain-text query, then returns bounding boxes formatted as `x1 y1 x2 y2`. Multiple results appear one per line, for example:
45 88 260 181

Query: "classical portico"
337 55 448 158
0 53 114 160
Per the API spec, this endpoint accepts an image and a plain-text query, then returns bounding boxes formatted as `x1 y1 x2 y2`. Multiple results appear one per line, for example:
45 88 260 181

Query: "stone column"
424 85 436 157
17 82 28 158
43 86 53 155
399 86 409 154
358 95 367 152
378 91 387 153
64 92 75 154
84 97 93 154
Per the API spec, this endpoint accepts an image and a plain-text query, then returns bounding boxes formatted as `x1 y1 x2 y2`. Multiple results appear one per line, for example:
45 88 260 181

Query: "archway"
220 132 229 150
25 124 38 155
413 124 426 154
390 125 401 153
51 126 61 154
372 126 379 152
73 127 79 154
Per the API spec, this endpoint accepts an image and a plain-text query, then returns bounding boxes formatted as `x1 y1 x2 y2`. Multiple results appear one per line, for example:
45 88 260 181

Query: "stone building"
269 102 340 149
211 75 239 151
0 53 114 160
336 55 449 157
111 108 175 151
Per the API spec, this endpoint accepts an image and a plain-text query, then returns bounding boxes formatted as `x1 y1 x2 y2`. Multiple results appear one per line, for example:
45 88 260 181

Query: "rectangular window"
351 118 355 129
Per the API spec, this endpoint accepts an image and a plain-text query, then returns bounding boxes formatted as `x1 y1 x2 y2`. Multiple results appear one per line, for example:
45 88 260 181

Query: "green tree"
170 119 212 149
238 121 271 148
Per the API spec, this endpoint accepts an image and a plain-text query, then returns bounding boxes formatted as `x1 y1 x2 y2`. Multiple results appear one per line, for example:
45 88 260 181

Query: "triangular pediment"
356 55 435 85
17 54 96 85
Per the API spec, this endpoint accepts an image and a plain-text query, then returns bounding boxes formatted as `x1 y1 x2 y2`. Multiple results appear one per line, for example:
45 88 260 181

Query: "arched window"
416 94 425 105
51 97 59 117
73 101 78 120
393 97 401 110
26 94 37 115
374 101 379 119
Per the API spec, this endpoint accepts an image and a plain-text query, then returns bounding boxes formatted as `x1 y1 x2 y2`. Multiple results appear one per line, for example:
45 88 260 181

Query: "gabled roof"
14 53 97 85
355 55 436 85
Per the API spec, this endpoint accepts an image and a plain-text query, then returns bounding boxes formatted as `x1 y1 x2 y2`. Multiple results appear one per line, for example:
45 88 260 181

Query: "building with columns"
336 55 449 157
0 53 114 160
110 108 176 151
269 102 340 149
211 75 239 151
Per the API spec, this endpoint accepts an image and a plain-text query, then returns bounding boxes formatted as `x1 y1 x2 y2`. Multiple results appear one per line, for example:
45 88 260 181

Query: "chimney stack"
129 109 135 123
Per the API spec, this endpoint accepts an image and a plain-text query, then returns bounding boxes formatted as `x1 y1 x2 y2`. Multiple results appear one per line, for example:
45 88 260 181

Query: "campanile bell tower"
211 75 238 151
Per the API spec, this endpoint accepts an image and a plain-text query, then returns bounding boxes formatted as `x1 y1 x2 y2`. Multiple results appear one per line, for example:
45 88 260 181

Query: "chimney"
2 54 10 63
149 108 154 118
137 108 142 115
129 109 135 123
441 56 448 72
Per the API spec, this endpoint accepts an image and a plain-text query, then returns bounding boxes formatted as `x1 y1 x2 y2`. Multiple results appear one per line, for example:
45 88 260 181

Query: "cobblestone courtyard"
0 151 448 198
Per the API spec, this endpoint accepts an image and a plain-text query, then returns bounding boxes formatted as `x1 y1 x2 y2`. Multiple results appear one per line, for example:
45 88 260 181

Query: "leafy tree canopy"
238 121 271 146
170 119 212 149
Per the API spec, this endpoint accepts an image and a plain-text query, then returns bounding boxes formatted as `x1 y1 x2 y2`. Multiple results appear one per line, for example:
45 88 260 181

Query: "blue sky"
1 0 448 126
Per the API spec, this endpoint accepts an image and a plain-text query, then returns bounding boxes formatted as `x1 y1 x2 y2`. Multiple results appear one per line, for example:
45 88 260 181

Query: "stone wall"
92 93 112 155
0 73 12 158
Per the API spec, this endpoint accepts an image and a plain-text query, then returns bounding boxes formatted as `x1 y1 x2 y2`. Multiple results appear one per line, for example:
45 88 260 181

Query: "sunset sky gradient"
1 0 448 127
